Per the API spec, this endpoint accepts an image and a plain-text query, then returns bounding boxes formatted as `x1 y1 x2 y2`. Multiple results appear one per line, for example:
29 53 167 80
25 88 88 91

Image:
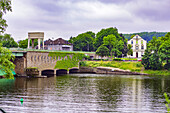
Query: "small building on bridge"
44 38 73 51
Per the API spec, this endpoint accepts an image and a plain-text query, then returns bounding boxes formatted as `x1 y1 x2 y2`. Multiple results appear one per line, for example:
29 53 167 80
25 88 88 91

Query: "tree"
130 34 135 39
0 0 12 33
69 32 95 51
86 31 95 39
147 36 161 54
127 44 133 57
0 34 18 48
96 45 109 59
142 49 162 70
93 27 121 50
19 39 38 49
0 43 15 79
159 33 170 70
0 0 15 79
103 34 117 54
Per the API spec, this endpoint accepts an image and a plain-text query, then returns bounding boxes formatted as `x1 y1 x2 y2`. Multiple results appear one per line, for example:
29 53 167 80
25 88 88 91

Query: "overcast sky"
4 0 170 41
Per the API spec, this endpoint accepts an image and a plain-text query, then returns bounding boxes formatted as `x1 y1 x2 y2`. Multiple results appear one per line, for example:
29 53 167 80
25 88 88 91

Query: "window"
141 45 144 49
141 40 143 44
136 39 138 44
136 45 139 50
136 36 138 38
131 40 133 44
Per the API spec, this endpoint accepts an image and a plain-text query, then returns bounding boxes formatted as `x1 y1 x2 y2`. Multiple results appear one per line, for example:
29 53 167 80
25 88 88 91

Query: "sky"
4 0 170 41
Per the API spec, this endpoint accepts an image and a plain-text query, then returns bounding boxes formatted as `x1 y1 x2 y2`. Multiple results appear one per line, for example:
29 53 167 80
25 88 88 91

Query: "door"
136 52 138 58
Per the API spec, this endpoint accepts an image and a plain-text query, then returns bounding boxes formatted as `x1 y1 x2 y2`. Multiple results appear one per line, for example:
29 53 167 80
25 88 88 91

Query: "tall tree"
0 0 12 33
93 27 121 50
127 44 133 57
103 34 117 54
0 43 15 79
0 0 14 79
96 45 109 59
69 32 95 51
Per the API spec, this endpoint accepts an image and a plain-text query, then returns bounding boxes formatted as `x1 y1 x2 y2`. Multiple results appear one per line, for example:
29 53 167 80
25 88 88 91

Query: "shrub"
164 63 170 70
80 61 87 66
136 63 142 67
112 58 122 61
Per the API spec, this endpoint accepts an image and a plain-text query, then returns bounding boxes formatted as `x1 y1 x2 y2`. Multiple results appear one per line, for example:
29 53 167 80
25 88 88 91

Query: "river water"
0 74 170 113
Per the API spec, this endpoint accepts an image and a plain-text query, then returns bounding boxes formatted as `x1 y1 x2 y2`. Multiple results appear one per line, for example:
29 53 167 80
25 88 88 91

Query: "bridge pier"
39 70 42 76
67 70 69 74
54 69 57 76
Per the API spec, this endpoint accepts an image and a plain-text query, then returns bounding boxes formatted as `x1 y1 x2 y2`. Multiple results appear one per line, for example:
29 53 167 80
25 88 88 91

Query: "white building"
127 35 147 58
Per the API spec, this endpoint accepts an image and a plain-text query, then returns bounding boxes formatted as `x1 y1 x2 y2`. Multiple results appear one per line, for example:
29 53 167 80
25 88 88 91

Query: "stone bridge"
26 51 80 76
11 49 97 76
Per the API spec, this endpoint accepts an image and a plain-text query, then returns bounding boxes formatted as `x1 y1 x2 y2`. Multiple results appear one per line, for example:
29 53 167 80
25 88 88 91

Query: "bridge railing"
9 48 95 54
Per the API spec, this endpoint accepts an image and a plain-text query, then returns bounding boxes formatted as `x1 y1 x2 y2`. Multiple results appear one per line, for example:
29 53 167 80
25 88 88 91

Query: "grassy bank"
80 61 170 76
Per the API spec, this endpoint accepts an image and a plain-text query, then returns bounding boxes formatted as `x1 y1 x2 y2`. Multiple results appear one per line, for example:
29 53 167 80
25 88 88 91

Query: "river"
0 74 170 113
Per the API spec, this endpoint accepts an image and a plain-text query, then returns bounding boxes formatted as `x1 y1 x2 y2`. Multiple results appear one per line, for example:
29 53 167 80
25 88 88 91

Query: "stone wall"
26 51 57 71
13 56 26 76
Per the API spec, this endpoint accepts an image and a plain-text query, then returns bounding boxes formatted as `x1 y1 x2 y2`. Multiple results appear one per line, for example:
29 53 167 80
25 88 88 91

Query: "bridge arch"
41 69 54 76
56 69 68 75
69 68 79 74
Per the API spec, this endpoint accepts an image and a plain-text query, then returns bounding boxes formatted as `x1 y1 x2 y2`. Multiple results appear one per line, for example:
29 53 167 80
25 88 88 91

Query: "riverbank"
80 61 170 76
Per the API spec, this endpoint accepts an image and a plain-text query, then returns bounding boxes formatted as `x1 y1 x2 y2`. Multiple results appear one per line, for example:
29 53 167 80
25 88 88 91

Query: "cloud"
4 0 170 41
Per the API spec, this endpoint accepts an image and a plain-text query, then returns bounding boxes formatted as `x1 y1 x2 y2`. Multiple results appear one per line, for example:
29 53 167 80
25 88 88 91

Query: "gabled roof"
44 38 73 45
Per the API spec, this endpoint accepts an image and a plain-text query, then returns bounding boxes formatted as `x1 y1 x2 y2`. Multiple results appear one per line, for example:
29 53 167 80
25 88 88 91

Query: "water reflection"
0 74 169 112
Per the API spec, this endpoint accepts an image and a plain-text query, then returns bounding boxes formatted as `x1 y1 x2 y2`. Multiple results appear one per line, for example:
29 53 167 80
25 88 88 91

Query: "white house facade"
127 35 147 58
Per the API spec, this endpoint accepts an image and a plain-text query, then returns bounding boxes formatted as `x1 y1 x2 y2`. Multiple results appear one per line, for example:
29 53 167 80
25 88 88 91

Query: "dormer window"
136 36 138 38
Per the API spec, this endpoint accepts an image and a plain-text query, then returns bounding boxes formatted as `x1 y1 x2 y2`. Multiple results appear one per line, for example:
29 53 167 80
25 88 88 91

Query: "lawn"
80 61 170 75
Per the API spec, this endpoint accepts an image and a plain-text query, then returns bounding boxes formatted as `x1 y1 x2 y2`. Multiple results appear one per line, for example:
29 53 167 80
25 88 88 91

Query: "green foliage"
103 34 117 53
164 93 170 113
127 44 133 56
69 31 95 51
94 27 121 50
164 64 170 71
142 50 162 70
49 52 85 71
142 33 170 71
96 45 109 58
159 34 170 66
0 34 18 48
148 36 161 54
123 32 167 42
130 34 135 39
0 0 12 33
79 61 87 66
112 58 122 61
136 63 142 67
19 39 38 48
0 43 15 79
83 61 142 72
